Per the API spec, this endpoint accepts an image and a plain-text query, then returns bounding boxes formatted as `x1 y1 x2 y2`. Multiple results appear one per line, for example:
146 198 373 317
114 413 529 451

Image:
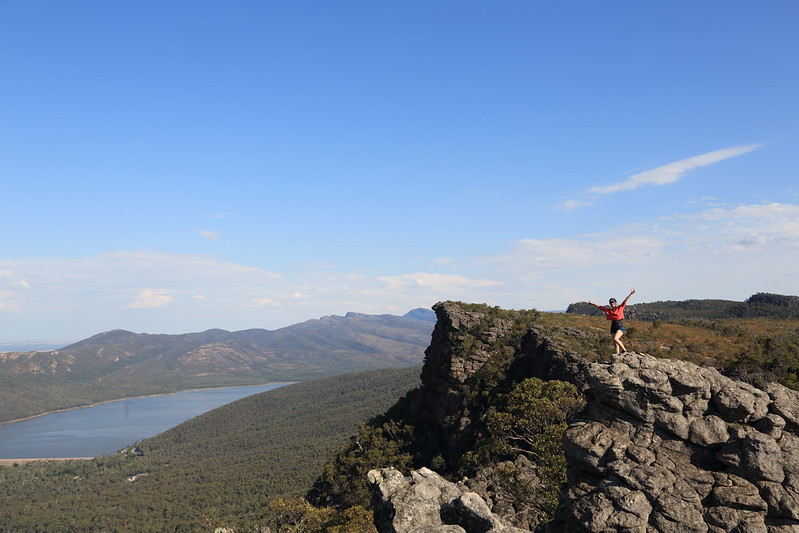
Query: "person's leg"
613 329 627 353
610 324 620 354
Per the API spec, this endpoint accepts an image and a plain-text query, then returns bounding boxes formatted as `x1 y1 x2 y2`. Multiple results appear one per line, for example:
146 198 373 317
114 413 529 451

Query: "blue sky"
1 1 798 341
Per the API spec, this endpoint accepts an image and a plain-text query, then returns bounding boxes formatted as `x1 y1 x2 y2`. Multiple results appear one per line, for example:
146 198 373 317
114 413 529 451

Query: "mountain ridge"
0 308 435 423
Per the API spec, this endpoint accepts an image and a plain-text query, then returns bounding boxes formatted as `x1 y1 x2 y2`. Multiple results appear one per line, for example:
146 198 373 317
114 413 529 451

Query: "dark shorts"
611 320 625 334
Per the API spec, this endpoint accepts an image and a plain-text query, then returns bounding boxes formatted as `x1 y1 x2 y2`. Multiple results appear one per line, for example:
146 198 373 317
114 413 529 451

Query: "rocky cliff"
408 302 587 470
368 302 799 533
558 352 799 532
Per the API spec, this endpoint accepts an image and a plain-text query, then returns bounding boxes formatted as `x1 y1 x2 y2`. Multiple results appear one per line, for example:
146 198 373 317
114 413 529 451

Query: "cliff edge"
367 302 799 533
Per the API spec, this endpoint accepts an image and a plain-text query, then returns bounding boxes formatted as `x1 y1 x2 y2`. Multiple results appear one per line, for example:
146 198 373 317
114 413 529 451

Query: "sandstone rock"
712 382 770 424
369 467 530 533
557 352 799 532
738 429 785 483
369 467 463 533
460 455 547 527
441 493 504 532
764 382 799 428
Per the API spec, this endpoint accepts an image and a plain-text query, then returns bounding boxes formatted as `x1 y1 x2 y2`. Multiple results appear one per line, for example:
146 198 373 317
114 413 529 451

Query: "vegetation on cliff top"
567 292 799 320
557 295 799 388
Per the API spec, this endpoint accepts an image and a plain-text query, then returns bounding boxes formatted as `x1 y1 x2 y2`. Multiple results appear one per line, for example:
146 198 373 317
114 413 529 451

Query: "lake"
0 383 289 459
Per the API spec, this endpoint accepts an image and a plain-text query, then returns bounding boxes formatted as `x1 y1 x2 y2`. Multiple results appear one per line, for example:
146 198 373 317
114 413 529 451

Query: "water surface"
0 383 288 459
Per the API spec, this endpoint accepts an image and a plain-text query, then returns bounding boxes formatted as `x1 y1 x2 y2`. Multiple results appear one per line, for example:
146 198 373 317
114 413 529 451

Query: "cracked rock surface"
369 467 530 533
558 352 799 532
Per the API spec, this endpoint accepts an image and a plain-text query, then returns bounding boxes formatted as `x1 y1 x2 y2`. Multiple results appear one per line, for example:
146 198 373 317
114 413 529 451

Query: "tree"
486 378 585 518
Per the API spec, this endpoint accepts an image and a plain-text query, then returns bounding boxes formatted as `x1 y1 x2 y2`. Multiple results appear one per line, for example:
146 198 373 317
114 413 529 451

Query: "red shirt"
598 302 626 321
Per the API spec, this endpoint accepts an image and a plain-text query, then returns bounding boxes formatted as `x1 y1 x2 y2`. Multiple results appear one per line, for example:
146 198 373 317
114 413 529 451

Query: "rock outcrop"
557 351 799 532
411 302 588 470
368 467 529 533
368 302 799 533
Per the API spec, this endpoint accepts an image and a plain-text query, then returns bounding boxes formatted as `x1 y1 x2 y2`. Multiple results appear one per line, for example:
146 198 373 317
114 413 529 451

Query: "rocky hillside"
346 301 799 533
1 309 435 380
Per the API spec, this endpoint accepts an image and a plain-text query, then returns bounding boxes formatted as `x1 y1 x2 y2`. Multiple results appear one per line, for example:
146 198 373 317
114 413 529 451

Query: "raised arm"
621 289 636 306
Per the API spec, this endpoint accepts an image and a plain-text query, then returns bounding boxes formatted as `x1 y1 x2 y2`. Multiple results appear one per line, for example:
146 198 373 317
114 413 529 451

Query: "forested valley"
0 367 420 531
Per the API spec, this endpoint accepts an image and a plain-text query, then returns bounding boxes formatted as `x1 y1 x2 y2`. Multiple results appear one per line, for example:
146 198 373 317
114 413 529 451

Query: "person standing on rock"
588 289 636 355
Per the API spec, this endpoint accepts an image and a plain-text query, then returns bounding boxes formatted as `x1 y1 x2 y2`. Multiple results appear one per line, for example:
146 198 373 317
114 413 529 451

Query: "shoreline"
0 457 94 466
0 382 294 426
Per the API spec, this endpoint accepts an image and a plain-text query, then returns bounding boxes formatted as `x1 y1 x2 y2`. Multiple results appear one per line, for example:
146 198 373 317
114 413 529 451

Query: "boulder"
369 467 530 533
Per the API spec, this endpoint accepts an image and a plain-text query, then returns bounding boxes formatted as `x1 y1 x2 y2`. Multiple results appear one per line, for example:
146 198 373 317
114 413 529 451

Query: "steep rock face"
391 302 593 529
557 352 799 532
411 302 588 467
419 303 587 396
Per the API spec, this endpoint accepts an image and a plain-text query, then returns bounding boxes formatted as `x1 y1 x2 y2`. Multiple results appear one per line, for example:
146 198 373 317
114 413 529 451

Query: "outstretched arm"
622 289 636 306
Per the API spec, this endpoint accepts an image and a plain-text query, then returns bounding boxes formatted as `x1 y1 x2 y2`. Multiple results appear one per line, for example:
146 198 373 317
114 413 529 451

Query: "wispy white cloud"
588 145 761 196
558 145 761 211
251 297 280 307
0 250 283 319
378 273 503 292
556 199 594 212
199 230 223 241
1 276 31 312
126 289 175 309
496 202 799 272
477 202 799 306
0 290 21 312
670 202 799 252
484 233 665 282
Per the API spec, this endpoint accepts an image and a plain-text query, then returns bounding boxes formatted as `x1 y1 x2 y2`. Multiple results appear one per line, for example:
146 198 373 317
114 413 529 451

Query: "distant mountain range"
0 308 435 423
